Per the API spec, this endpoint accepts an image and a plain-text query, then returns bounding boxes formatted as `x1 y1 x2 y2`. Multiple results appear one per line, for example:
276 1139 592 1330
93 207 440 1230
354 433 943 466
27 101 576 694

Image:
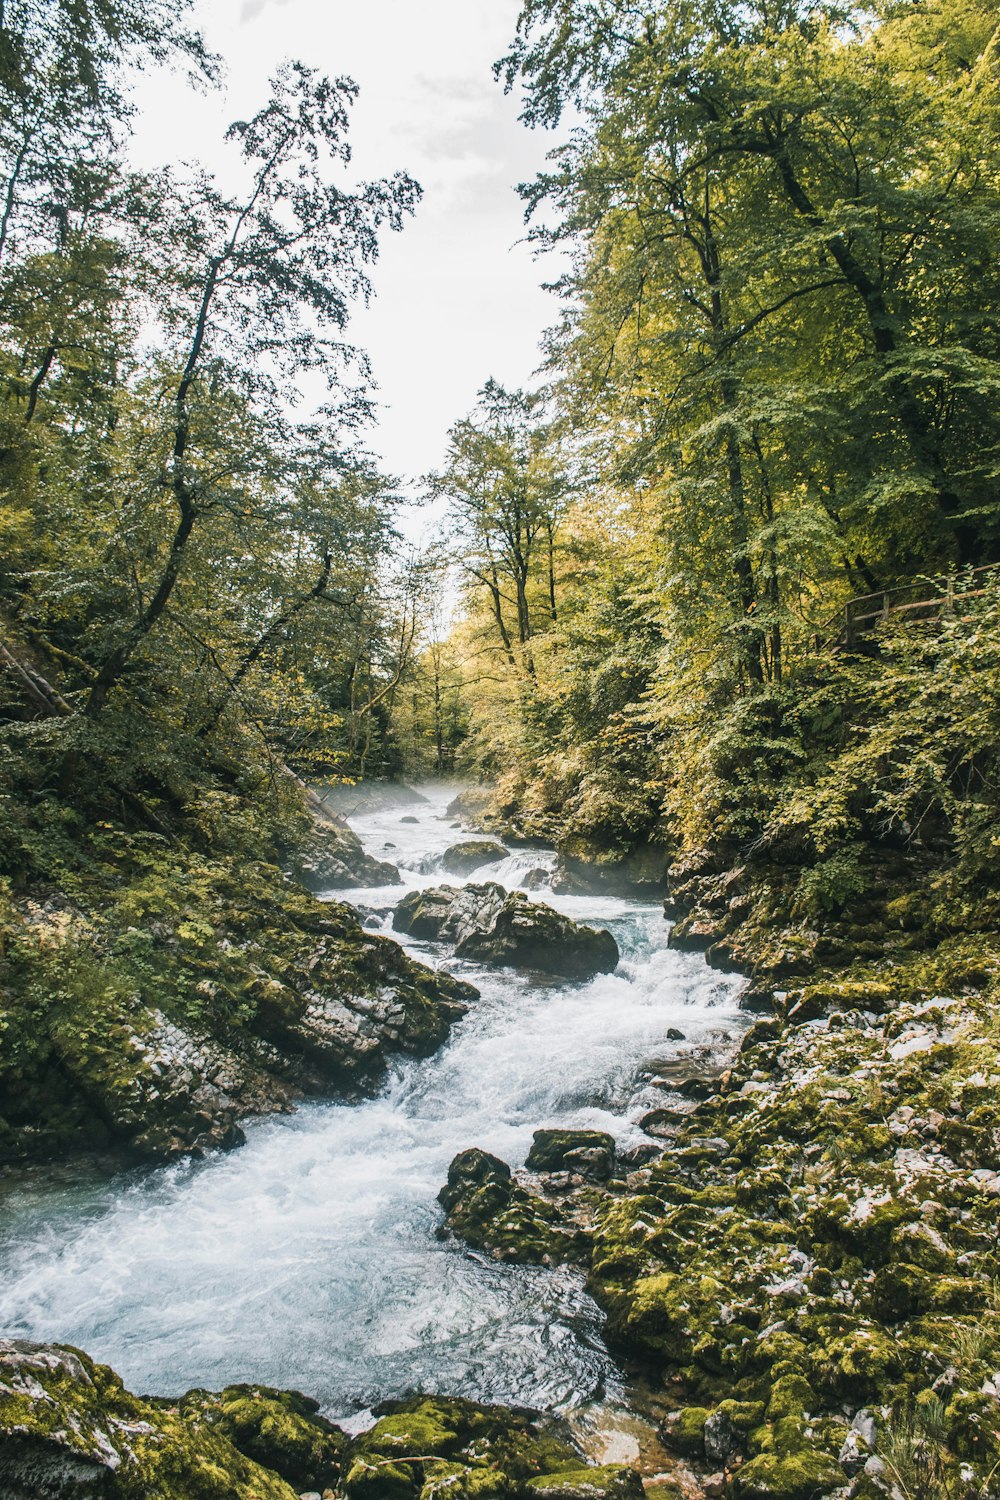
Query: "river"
0 783 743 1444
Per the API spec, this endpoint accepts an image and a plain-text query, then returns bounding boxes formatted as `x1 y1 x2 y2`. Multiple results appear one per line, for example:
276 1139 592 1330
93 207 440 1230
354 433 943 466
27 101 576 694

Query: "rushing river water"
0 783 743 1437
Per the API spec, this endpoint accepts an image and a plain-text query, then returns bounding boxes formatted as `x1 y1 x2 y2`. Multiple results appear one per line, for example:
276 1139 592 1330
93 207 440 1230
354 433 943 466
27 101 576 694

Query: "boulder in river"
393 883 619 980
441 838 509 874
392 881 506 946
438 1148 590 1263
526 1128 616 1181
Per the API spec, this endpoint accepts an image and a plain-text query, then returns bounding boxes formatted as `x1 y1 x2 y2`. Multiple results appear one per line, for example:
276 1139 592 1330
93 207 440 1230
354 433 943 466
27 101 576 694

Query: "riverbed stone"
525 1465 644 1500
345 1395 584 1500
526 1129 616 1180
0 1338 300 1499
438 1148 593 1263
441 840 509 874
178 1383 347 1492
455 893 619 979
393 882 507 945
394 884 619 980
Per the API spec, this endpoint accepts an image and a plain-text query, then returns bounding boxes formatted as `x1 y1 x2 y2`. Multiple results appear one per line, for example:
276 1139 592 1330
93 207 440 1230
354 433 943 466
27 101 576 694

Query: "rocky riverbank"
0 1338 645 1500
0 826 474 1164
432 784 1000 1500
5 781 999 1500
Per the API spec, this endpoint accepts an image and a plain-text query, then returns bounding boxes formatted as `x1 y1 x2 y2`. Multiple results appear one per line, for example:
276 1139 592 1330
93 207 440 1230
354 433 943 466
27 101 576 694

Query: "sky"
129 0 565 503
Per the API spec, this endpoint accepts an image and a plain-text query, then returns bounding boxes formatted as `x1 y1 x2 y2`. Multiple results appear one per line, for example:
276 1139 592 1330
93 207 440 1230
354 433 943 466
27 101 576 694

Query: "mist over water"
0 783 744 1424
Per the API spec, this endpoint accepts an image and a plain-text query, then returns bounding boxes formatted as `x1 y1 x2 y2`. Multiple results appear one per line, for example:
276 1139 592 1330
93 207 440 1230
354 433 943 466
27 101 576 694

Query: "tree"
429 380 570 678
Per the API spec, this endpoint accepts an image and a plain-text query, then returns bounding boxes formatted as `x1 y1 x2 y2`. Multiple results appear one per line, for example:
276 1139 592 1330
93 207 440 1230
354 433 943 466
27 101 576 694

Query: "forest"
2 2 1000 1499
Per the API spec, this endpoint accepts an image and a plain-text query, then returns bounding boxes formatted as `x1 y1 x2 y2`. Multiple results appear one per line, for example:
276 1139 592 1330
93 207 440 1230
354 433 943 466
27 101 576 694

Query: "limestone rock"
0 1338 300 1499
525 1466 644 1500
394 885 619 981
440 840 509 875
289 818 399 890
526 1129 616 1180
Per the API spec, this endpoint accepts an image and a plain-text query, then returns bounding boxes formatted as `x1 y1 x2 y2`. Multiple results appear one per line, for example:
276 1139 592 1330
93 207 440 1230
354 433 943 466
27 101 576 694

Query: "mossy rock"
179 1382 347 1490
344 1455 419 1500
419 1460 513 1500
0 1338 298 1499
350 1396 580 1486
730 1448 844 1499
524 1464 644 1500
526 1129 616 1180
438 1149 590 1264
659 1405 709 1458
441 841 510 875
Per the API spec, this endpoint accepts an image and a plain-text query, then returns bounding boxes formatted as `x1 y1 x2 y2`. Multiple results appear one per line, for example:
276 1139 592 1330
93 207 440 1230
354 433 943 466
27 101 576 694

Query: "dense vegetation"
410 0 1000 946
0 0 472 1162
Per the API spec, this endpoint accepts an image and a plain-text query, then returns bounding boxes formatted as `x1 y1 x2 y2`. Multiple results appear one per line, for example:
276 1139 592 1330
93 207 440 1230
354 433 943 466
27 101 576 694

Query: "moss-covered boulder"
441 841 510 875
438 1148 592 1263
0 852 477 1164
344 1395 585 1500
0 1339 301 1499
526 1129 616 1181
178 1383 347 1491
524 1465 644 1500
730 1448 845 1499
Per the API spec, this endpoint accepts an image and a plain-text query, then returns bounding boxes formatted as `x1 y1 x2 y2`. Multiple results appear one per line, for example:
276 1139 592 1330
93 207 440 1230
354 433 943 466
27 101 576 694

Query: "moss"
659 1405 709 1458
730 1448 845 1499
0 837 476 1164
419 1460 512 1500
438 1149 592 1264
0 1339 299 1499
344 1455 420 1500
179 1383 346 1491
524 1465 644 1500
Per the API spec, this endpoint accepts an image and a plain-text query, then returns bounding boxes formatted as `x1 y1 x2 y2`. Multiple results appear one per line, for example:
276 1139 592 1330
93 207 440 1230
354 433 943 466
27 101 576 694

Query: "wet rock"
441 840 509 874
455 893 619 980
2 865 477 1166
345 1394 582 1500
393 883 507 946
526 1129 616 1180
660 1407 708 1458
394 885 619 981
522 868 551 891
553 836 671 897
289 818 400 890
178 1384 347 1492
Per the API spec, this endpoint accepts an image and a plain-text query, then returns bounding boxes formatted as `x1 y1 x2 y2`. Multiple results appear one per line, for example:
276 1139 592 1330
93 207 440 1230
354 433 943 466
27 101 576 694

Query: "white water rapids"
0 783 744 1433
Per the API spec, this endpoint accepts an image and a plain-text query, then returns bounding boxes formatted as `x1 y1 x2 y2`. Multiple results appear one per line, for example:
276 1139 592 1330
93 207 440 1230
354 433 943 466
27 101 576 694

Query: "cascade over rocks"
393 883 619 979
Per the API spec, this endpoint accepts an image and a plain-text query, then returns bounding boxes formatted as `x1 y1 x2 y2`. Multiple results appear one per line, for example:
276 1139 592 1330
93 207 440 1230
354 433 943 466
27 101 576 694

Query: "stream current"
0 784 743 1435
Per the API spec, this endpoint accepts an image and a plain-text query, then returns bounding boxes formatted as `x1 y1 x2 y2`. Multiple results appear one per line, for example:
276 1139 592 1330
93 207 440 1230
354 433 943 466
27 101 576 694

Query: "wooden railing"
821 563 999 649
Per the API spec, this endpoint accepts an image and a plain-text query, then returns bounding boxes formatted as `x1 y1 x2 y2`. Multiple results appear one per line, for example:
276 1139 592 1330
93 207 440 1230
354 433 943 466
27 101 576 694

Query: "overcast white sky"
129 0 563 501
